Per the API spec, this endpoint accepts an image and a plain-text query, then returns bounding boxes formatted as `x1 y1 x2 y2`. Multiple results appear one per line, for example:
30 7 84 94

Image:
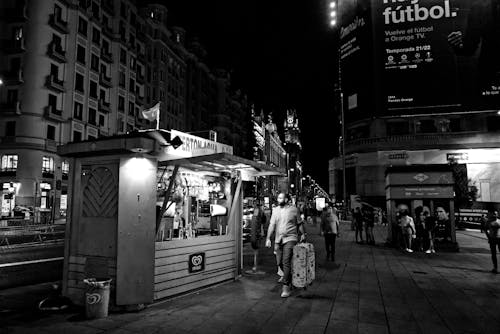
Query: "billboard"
339 0 375 120
340 0 500 117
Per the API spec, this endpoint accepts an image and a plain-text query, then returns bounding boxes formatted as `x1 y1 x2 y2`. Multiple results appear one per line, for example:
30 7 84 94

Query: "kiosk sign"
188 252 205 273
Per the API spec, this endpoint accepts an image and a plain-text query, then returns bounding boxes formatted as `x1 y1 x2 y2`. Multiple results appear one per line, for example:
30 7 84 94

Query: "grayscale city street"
1 0 500 333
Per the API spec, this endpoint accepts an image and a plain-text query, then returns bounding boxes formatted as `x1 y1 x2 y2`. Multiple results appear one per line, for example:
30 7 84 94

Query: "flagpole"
156 102 160 130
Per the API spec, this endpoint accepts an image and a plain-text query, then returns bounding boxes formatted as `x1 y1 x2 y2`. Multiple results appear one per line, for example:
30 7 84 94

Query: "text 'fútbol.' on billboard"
340 0 500 116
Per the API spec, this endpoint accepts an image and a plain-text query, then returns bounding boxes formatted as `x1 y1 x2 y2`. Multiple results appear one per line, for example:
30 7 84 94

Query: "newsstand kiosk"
385 165 458 251
58 130 283 309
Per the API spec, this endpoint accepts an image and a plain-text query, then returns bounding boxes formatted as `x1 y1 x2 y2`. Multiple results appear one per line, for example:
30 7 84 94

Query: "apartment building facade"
0 0 250 219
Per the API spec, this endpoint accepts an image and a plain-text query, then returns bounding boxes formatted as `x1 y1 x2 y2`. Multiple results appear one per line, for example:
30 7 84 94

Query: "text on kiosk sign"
170 130 233 157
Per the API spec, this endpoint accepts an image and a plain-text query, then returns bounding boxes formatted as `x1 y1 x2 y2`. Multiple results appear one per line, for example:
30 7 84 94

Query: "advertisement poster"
375 0 500 112
340 0 500 116
339 0 374 121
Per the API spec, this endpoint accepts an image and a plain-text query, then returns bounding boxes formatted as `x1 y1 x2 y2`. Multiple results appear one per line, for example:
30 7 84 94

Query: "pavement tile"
325 320 357 334
330 303 358 321
358 322 389 334
358 307 387 326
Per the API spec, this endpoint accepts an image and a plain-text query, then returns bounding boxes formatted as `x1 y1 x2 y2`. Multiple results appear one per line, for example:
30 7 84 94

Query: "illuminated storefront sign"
167 130 233 158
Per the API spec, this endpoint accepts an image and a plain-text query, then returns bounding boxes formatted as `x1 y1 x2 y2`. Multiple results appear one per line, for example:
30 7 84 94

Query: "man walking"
321 205 340 262
266 193 306 298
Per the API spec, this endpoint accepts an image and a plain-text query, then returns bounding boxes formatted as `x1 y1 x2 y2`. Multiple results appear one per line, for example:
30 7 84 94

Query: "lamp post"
328 1 347 216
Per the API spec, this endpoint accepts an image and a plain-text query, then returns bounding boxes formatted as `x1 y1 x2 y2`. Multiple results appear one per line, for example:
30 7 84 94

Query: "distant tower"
283 110 302 199
284 109 302 149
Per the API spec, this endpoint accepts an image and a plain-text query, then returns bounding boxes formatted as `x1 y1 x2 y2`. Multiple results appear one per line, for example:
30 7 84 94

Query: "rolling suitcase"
292 242 315 288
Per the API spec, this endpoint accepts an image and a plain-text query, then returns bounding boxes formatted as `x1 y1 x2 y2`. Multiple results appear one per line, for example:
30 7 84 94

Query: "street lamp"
329 1 337 27
328 0 347 216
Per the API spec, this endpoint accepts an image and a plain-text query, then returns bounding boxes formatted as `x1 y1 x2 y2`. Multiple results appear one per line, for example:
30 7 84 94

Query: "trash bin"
83 278 112 319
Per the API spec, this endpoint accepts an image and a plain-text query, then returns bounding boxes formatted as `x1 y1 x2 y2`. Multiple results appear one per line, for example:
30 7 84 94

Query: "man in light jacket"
266 193 306 298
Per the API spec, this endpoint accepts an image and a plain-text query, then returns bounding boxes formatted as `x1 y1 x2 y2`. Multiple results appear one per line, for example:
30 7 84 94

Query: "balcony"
44 105 65 122
1 38 26 54
136 95 144 105
48 14 69 34
99 72 112 87
47 42 67 63
0 101 21 115
0 4 28 23
136 72 145 84
45 75 65 93
345 132 500 154
101 48 113 64
98 99 111 113
102 24 114 38
1 69 24 85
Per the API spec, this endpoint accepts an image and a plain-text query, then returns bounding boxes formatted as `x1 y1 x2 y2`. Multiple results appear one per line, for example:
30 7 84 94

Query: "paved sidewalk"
2 221 499 334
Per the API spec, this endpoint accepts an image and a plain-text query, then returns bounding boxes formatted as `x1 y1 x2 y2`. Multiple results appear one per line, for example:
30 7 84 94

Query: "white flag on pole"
141 102 160 122
141 102 161 129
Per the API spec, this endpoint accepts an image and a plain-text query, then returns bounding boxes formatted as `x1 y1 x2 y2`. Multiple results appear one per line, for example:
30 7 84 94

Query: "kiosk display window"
156 167 231 241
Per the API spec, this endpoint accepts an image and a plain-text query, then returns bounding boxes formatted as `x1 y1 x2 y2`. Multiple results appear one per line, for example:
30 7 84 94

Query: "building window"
92 27 100 45
130 12 136 25
5 121 16 136
387 121 409 136
48 94 57 109
129 78 135 92
78 17 88 36
120 48 127 64
1 155 18 172
118 96 125 112
75 73 84 92
42 156 55 174
88 107 97 125
417 119 437 133
91 54 99 72
128 102 134 116
47 125 56 140
130 57 136 71
89 80 98 98
119 71 126 87
99 114 105 127
450 118 461 132
77 45 86 64
73 102 83 120
102 39 110 54
73 131 82 142
487 116 500 132
62 160 69 179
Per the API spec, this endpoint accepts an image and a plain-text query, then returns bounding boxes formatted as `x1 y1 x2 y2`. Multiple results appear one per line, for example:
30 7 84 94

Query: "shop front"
59 130 283 308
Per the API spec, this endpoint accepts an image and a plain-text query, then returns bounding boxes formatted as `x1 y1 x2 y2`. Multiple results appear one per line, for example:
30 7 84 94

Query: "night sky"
143 0 338 190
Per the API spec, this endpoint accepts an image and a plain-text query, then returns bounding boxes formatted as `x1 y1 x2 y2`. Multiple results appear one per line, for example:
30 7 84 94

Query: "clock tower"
283 110 303 202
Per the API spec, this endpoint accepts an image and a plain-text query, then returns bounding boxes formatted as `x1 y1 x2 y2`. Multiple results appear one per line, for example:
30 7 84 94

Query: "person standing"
400 209 415 253
353 207 364 243
265 193 306 298
250 201 266 272
364 209 375 245
424 210 437 254
484 212 500 273
436 207 451 242
321 206 340 262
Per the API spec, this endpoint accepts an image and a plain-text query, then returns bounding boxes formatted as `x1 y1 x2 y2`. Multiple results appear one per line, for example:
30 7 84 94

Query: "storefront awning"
158 153 286 180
